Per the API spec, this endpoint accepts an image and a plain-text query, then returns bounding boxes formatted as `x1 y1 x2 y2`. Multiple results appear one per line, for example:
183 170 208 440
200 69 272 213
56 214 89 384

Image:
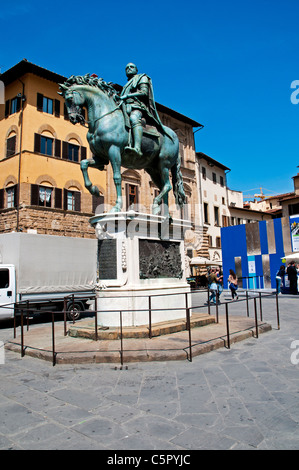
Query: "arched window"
34 130 55 157
62 135 86 162
64 186 81 212
36 183 53 208
6 131 17 157
31 178 61 209
122 170 141 211
6 184 17 208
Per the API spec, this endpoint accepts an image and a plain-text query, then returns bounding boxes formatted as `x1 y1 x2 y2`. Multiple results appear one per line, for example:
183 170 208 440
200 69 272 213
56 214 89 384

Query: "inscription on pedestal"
139 239 182 279
98 239 117 279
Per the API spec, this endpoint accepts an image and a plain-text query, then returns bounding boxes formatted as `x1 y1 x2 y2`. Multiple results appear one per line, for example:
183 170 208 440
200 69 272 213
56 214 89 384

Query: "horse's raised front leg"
80 158 101 196
109 146 123 213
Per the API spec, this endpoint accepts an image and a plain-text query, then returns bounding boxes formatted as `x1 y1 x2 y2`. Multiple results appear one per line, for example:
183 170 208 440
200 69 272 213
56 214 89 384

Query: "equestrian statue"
59 63 186 216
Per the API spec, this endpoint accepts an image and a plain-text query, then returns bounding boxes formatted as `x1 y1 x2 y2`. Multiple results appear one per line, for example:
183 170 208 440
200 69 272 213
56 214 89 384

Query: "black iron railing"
6 287 281 366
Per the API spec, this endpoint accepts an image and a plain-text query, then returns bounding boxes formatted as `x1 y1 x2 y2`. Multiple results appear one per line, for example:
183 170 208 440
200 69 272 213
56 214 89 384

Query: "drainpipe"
16 79 26 232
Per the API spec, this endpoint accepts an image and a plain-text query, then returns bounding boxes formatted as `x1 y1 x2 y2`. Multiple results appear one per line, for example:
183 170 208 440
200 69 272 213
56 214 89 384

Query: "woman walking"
228 269 238 300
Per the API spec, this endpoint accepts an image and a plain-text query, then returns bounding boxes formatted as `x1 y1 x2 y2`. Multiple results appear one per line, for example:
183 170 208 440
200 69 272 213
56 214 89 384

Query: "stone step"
68 313 215 340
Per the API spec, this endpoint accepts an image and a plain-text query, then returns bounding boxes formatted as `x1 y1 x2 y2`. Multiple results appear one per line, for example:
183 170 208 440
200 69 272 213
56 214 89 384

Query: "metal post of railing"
51 312 56 366
13 304 17 339
186 307 192 362
20 309 25 357
148 296 152 339
185 292 189 328
26 300 30 331
254 297 258 338
246 290 249 317
95 296 98 341
259 292 263 322
225 303 230 349
72 294 75 324
120 311 123 366
63 297 67 336
207 287 211 315
276 292 280 330
215 293 219 323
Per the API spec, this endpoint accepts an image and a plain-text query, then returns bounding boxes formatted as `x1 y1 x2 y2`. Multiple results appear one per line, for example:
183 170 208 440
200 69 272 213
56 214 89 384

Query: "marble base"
90 211 192 327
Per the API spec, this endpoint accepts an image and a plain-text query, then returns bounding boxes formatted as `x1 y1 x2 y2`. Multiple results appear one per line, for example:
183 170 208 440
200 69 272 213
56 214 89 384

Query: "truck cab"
0 265 16 320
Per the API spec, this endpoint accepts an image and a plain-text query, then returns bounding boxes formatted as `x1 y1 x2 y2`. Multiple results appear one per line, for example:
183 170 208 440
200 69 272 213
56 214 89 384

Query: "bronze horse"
59 74 185 216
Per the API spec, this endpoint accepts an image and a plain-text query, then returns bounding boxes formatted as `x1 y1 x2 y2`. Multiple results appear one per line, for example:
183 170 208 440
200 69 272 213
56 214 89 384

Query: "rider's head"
125 63 138 78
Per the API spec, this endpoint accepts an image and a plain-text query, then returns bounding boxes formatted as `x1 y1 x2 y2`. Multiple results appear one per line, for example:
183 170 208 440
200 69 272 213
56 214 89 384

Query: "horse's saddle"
142 120 160 138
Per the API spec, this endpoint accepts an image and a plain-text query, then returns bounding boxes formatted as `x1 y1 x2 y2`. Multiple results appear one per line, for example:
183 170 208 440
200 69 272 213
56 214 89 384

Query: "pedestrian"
208 268 218 304
287 261 298 295
228 269 238 300
216 267 223 302
276 265 285 294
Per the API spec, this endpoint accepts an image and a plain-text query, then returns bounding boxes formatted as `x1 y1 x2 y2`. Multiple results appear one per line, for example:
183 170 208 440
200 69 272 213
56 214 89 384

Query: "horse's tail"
171 156 186 208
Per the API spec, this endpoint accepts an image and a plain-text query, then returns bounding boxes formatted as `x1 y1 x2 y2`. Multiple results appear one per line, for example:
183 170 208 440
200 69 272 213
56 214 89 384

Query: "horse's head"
59 74 119 126
59 83 85 125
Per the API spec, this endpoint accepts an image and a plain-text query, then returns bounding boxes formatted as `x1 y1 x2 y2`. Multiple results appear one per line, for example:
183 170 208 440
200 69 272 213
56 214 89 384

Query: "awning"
190 257 222 266
281 253 299 262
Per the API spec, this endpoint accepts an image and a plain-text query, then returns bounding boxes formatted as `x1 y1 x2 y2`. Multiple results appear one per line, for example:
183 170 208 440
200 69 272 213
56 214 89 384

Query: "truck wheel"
67 302 84 321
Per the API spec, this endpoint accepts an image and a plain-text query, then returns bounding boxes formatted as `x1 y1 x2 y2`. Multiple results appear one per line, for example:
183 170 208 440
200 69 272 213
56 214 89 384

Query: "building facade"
245 171 299 220
196 152 272 263
0 60 106 238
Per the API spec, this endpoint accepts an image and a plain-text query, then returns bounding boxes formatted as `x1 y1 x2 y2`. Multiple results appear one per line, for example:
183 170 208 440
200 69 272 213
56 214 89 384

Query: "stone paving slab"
5 314 271 364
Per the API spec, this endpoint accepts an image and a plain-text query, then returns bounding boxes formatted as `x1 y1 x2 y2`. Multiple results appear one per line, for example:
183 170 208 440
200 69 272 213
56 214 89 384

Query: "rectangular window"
5 96 21 117
43 96 53 114
212 172 217 184
220 175 224 187
64 189 81 212
31 184 62 208
0 269 9 289
204 202 209 224
10 98 18 114
40 136 53 156
37 93 60 116
39 187 53 207
6 187 15 208
67 191 76 211
202 167 206 180
6 135 16 157
128 185 137 207
126 184 138 210
68 144 79 162
222 215 229 227
214 206 219 226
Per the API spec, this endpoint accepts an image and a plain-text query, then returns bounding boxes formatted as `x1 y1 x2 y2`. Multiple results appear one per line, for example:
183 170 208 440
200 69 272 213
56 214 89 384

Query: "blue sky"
1 0 299 198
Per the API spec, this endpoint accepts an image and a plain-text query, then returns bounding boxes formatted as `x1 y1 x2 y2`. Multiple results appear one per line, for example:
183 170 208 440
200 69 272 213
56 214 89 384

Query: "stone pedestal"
89 211 192 327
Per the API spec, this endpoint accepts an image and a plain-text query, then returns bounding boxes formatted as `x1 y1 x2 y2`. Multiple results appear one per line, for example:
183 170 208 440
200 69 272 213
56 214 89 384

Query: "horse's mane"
60 74 119 101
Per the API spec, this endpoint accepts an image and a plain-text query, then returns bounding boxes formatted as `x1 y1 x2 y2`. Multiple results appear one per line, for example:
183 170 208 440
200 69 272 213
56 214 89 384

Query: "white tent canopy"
281 253 299 262
190 256 222 266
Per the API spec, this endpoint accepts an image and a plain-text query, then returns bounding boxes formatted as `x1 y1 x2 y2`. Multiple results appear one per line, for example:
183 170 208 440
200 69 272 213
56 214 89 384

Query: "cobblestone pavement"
0 293 298 450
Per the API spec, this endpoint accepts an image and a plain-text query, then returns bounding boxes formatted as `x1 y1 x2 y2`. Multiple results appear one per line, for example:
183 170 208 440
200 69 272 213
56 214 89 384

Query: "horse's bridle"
67 89 123 128
82 100 123 128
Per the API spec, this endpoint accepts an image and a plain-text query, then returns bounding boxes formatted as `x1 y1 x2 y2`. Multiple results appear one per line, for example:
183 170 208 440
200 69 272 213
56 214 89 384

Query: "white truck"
0 232 97 321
